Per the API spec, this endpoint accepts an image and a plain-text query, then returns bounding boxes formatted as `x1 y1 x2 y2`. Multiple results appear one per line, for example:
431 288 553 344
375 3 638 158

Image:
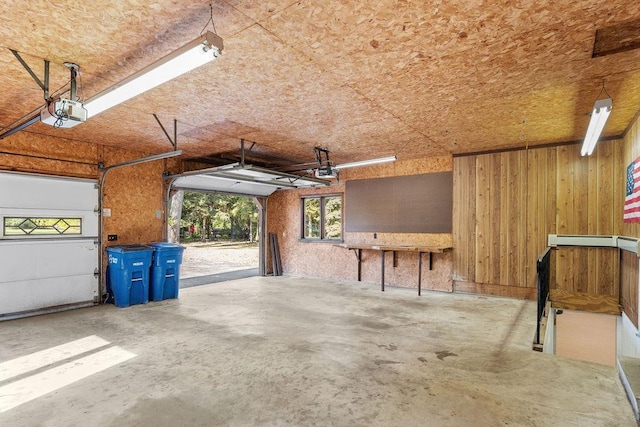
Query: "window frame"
300 194 343 242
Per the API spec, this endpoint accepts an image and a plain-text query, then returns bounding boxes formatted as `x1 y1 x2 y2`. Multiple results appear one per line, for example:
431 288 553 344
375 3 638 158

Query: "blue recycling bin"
148 242 185 301
106 245 153 308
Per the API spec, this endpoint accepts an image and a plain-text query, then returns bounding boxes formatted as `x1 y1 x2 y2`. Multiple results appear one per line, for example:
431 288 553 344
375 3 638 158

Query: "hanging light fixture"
581 97 612 156
84 31 223 119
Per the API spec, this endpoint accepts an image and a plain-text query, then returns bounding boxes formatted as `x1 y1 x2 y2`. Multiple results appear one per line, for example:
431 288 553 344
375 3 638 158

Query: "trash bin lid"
106 244 153 253
147 242 185 251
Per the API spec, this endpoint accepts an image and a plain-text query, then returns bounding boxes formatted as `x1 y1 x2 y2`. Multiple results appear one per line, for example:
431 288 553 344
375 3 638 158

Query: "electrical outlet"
107 234 118 241
374 233 377 239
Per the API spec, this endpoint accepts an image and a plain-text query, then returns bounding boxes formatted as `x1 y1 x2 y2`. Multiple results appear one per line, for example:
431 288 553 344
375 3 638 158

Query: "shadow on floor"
180 268 258 288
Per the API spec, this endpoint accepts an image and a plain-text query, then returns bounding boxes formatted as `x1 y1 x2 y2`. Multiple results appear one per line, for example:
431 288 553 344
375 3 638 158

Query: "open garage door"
169 163 331 197
0 172 99 320
167 163 330 277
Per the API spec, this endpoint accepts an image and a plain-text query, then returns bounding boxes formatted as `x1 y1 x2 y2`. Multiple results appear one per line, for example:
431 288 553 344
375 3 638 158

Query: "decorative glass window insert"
301 195 342 241
3 217 82 236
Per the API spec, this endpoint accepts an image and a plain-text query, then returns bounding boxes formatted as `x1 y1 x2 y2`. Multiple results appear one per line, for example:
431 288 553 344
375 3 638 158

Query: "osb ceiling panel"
2 1 640 166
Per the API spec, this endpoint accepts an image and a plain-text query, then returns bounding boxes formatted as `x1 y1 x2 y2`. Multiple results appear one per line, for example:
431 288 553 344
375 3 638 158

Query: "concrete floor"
0 277 635 426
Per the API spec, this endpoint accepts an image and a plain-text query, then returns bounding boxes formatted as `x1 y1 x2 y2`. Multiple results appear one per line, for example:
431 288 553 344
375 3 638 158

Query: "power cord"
49 100 69 129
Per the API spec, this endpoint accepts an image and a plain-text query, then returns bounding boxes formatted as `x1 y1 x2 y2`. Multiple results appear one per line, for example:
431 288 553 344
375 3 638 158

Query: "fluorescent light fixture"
334 156 397 170
84 31 223 118
581 97 612 156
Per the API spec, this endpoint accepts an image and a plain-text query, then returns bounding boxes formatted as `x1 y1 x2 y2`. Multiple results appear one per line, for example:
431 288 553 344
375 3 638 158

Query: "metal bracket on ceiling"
314 146 332 167
314 146 335 175
153 114 178 151
0 50 51 140
64 62 79 101
11 51 79 102
10 49 50 101
239 138 257 167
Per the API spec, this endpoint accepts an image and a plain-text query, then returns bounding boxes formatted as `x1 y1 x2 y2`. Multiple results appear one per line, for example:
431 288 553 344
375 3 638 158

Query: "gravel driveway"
180 241 259 278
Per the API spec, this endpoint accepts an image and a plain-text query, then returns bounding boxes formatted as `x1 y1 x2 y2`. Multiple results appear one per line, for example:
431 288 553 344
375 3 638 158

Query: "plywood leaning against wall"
453 140 624 299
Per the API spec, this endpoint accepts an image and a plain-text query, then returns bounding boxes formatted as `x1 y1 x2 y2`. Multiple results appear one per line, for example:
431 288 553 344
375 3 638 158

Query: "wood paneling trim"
453 281 537 300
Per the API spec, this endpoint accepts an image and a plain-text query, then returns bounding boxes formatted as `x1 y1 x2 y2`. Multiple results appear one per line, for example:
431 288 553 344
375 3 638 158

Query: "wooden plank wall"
622 115 640 237
620 115 640 327
620 250 639 327
453 140 623 298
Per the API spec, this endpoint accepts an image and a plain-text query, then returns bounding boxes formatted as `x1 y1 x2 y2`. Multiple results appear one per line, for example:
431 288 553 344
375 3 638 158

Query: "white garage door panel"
172 175 277 197
0 275 96 314
0 172 99 319
0 240 98 282
0 173 97 211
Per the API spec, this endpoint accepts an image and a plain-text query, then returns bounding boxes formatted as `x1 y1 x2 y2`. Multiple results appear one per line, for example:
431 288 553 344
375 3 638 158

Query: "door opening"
169 191 260 287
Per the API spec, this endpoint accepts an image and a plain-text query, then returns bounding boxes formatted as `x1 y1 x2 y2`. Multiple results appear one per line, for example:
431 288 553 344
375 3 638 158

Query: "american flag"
624 157 640 222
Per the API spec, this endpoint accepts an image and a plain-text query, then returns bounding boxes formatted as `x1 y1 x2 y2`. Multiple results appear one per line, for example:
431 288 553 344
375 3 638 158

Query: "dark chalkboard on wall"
345 172 453 233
